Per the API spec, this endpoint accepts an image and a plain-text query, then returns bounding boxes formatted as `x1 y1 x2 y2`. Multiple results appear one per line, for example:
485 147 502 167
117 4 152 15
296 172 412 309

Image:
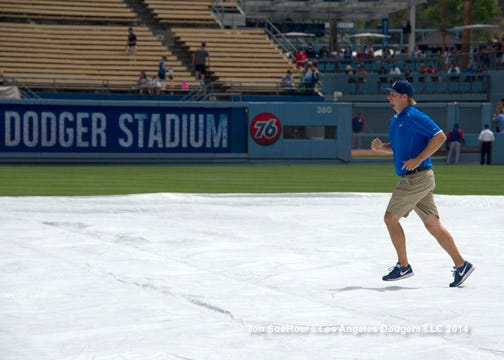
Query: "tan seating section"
172 27 295 91
144 0 219 26
0 22 200 91
0 0 296 94
0 0 136 22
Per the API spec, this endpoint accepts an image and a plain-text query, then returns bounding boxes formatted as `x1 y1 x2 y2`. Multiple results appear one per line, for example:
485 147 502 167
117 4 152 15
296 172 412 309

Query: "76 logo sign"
250 112 282 146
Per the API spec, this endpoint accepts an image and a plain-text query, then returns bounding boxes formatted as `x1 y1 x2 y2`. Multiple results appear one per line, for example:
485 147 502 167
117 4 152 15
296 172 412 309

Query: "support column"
408 0 417 55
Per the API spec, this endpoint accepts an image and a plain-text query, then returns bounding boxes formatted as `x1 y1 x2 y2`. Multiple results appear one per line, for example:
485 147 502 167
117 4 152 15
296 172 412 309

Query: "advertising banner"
0 103 247 154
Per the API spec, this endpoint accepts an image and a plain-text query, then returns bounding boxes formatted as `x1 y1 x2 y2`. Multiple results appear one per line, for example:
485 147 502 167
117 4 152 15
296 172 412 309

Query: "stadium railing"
5 76 325 98
321 73 490 102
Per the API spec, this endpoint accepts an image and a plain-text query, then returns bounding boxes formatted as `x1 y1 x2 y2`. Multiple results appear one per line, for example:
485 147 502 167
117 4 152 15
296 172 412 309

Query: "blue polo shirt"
389 105 443 176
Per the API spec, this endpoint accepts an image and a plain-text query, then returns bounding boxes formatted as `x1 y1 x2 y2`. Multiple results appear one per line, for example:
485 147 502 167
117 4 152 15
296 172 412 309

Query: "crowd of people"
136 55 176 95
127 28 210 95
280 44 323 95
124 27 503 97
302 30 503 67
295 32 503 85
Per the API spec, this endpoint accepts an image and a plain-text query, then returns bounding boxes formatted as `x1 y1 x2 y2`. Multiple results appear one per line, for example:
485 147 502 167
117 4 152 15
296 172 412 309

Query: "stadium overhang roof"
242 0 425 22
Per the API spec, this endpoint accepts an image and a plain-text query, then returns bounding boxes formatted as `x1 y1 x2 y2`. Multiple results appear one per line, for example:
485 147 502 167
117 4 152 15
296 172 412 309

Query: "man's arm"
402 131 446 171
371 137 393 154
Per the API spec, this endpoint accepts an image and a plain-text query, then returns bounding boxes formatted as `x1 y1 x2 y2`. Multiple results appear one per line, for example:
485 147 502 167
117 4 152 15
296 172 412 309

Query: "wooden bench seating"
0 0 300 94
172 27 295 89
143 0 218 26
0 22 200 92
0 0 135 22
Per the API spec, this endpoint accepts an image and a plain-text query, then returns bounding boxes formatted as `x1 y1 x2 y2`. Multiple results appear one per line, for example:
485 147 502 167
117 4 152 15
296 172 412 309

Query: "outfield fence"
0 98 502 164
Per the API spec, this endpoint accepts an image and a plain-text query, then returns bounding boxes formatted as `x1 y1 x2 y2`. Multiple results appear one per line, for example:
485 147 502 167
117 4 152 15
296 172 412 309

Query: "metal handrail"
318 51 503 73
3 75 201 94
6 75 322 96
246 16 298 59
1 76 41 99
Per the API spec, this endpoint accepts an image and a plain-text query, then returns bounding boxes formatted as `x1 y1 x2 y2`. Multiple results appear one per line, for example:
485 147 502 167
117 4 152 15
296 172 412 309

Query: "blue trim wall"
0 99 350 163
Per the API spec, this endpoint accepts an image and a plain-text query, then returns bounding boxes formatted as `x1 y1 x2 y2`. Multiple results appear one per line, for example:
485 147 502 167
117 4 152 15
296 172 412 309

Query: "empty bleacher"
172 27 295 91
0 22 200 92
143 0 219 26
0 0 136 23
0 0 300 95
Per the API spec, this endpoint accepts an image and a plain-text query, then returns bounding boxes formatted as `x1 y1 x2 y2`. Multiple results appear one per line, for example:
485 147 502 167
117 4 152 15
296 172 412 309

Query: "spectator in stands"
474 44 488 69
389 62 401 76
365 44 374 59
303 61 316 94
312 61 323 95
343 45 353 59
344 64 356 83
280 69 296 94
193 42 210 82
378 64 388 84
404 67 414 83
418 62 426 82
447 62 461 81
352 112 365 133
426 63 439 82
137 70 148 94
351 112 366 149
0 68 4 85
446 123 465 164
158 55 168 89
496 98 504 109
356 64 367 83
478 124 495 165
382 47 392 61
463 63 476 81
448 62 461 74
125 27 137 55
411 45 423 59
495 99 504 117
491 35 502 63
305 43 316 60
400 47 409 60
148 74 161 95
442 47 449 70
494 107 504 133
450 46 460 65
356 48 365 60
478 43 491 70
295 49 308 69
389 62 401 84
318 45 328 59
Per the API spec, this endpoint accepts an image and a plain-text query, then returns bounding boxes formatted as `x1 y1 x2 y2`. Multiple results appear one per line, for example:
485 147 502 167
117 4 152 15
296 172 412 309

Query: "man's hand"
371 137 393 154
371 137 383 151
401 158 422 171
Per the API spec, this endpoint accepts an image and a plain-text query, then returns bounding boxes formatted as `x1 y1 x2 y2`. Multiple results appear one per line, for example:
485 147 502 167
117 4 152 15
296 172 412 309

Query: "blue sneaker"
449 261 475 287
382 263 414 281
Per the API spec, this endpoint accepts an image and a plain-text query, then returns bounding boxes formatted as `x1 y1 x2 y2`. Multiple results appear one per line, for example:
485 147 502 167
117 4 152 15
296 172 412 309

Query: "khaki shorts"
386 169 439 222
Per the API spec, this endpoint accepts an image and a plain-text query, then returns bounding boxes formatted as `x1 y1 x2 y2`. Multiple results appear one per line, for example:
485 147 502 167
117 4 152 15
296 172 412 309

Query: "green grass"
0 164 502 196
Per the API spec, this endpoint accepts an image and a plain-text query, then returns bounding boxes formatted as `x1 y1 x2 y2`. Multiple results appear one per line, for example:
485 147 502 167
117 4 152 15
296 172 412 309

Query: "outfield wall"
1 99 502 164
0 99 351 163
351 102 494 148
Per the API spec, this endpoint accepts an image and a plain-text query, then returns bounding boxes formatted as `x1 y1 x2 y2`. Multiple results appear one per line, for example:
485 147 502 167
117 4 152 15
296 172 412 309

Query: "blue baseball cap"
385 80 415 98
